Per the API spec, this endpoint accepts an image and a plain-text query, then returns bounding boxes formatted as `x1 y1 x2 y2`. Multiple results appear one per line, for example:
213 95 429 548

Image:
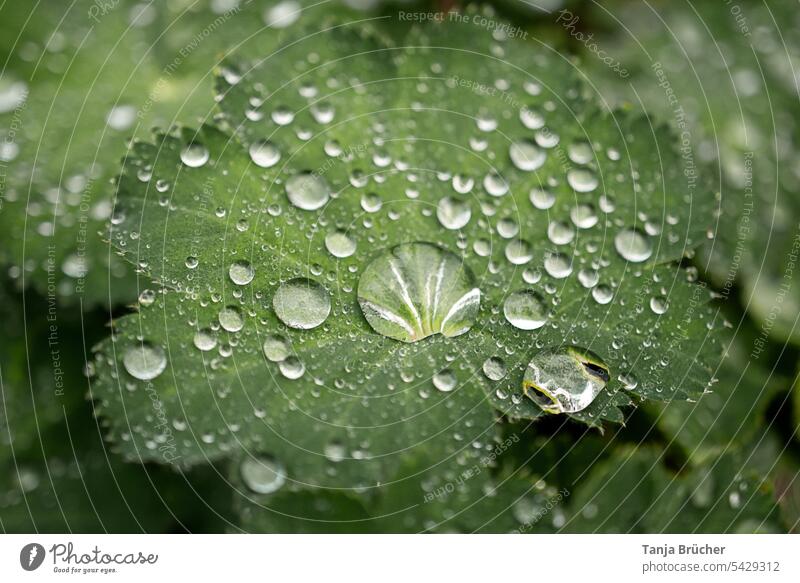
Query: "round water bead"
240 456 286 494
123 342 167 381
273 278 331 330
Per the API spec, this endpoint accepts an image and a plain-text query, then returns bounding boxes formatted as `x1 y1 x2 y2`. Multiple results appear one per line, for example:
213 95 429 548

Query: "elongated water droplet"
523 346 609 413
286 172 330 210
123 342 167 380
503 290 548 330
273 278 331 329
241 456 286 494
357 242 480 343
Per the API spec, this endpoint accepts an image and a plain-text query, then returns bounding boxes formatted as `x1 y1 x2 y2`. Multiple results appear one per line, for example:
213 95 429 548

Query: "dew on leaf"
218 306 244 332
193 329 217 352
543 252 573 279
614 228 653 262
229 260 255 285
325 229 357 258
503 290 548 330
249 140 281 168
279 356 306 379
433 369 457 392
650 296 669 314
530 188 555 210
123 342 167 381
263 334 290 362
437 197 472 230
505 239 533 265
567 168 598 192
180 143 210 168
273 278 331 330
482 357 507 381
240 456 287 494
286 172 330 210
509 140 546 171
357 242 480 343
523 346 609 414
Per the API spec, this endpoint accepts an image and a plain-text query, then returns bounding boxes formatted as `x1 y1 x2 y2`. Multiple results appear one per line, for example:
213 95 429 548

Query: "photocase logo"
20 543 46 571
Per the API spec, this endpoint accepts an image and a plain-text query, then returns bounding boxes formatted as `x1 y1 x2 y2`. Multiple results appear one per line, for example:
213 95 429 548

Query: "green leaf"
92 12 721 494
584 1 800 345
0 0 355 306
563 446 780 533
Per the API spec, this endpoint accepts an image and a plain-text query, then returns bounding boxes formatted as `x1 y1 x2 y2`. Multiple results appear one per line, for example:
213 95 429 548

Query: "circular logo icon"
20 543 46 571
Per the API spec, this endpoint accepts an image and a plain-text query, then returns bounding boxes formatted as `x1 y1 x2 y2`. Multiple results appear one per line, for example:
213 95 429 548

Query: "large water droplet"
240 456 286 494
273 278 331 329
357 242 480 343
503 290 548 330
123 342 167 380
614 228 653 262
523 346 609 413
286 172 330 211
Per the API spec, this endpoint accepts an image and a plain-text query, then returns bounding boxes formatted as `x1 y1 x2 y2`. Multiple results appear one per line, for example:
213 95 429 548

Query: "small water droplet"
193 329 217 351
482 357 507 381
433 369 457 392
262 334 290 362
503 290 548 330
218 306 244 332
279 356 306 379
286 172 330 211
180 143 209 168
325 230 356 258
229 260 255 285
123 342 167 380
649 296 669 314
249 140 281 168
567 168 598 193
240 456 286 494
510 140 546 171
614 229 653 262
437 197 471 230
